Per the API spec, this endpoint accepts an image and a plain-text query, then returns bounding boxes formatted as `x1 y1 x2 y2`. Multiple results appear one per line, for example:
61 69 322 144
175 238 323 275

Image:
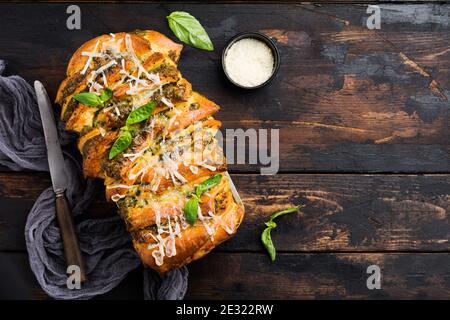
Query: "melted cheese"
111 193 126 202
146 208 183 266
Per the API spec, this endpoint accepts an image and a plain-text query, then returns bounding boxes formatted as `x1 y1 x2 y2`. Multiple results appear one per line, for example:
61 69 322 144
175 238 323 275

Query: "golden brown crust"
66 104 96 132
133 191 245 273
56 30 244 274
82 131 117 178
135 30 183 63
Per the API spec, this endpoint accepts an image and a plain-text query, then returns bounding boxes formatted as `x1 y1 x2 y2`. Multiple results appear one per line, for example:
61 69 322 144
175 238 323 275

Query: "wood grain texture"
2 172 450 252
0 3 450 172
2 251 450 300
0 252 142 300
187 252 450 299
1 2 450 300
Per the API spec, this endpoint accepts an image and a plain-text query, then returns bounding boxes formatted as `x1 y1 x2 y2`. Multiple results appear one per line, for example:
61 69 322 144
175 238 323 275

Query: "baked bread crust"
56 30 244 273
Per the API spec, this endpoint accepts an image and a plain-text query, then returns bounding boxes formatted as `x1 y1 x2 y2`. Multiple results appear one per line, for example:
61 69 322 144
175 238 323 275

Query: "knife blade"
34 81 68 193
34 80 87 283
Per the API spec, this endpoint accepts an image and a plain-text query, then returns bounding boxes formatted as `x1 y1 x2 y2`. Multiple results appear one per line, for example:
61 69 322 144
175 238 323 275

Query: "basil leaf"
261 207 300 262
73 92 102 107
195 174 222 199
261 226 276 262
268 207 300 223
167 11 214 51
109 130 132 160
126 101 157 126
100 88 113 103
265 220 276 228
184 196 199 225
126 125 138 135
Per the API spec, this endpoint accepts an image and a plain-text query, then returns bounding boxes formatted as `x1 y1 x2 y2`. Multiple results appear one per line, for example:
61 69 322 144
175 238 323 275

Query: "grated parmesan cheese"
93 60 117 75
81 40 100 75
160 97 174 108
224 38 274 87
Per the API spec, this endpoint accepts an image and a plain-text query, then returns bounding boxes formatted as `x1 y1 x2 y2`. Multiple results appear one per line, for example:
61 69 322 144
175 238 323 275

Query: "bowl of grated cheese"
222 32 280 89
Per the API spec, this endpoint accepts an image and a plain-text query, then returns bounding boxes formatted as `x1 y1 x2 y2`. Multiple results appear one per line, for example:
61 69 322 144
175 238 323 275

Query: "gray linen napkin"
0 59 188 300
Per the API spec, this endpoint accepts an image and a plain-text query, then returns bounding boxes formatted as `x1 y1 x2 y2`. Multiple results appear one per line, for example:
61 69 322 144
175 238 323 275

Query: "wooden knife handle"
55 192 87 283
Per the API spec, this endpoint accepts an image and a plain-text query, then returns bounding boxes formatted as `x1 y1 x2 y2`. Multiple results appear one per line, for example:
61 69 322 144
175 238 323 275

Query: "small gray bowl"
222 32 280 89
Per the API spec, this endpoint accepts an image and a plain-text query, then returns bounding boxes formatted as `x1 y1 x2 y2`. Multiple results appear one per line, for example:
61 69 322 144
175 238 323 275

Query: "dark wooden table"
1 2 450 299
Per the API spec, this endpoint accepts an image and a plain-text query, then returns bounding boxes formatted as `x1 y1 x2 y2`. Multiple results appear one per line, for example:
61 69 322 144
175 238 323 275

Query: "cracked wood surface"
3 171 450 299
2 173 450 253
1 3 450 172
3 251 450 299
1 2 450 299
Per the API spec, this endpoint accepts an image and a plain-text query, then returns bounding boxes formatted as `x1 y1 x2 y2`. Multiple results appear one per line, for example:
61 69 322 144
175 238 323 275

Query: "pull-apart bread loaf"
56 30 244 273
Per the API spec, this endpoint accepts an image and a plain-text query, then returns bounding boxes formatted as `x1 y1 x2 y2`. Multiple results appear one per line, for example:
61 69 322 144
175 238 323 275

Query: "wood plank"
1 3 450 172
2 172 450 252
187 252 450 299
2 251 450 300
0 252 142 300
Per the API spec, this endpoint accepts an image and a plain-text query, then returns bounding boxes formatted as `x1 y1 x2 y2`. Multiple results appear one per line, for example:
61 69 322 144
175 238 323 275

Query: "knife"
34 81 87 283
